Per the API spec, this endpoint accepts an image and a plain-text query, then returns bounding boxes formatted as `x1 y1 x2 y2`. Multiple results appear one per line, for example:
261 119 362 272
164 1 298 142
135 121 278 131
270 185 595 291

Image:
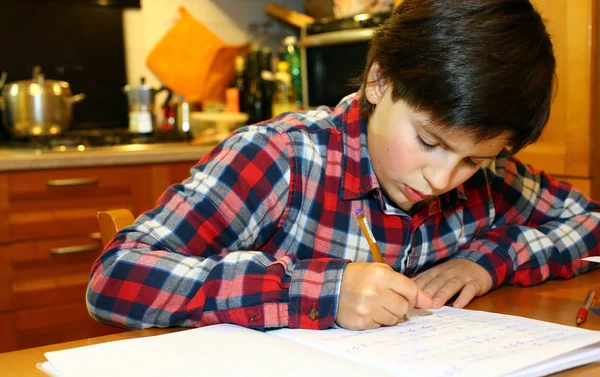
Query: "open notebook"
37 306 600 377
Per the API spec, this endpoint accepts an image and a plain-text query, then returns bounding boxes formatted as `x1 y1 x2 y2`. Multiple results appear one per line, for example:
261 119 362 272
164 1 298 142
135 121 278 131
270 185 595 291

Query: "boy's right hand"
336 262 433 330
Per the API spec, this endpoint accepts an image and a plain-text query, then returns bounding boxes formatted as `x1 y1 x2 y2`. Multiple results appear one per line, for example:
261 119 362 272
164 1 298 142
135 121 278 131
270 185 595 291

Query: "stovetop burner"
2 129 192 152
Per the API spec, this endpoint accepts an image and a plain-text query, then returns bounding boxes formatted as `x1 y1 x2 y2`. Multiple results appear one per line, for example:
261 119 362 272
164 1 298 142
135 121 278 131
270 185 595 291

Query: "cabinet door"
8 165 152 242
14 301 123 350
149 161 196 206
10 235 104 310
517 0 594 179
0 313 16 353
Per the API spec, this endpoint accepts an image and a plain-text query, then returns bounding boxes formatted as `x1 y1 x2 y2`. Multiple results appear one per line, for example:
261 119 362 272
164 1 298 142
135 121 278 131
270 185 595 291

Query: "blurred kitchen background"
0 0 394 146
0 0 305 140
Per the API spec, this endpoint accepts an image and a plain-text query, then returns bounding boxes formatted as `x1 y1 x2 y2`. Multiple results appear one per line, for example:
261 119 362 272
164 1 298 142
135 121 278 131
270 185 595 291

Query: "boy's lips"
404 184 429 201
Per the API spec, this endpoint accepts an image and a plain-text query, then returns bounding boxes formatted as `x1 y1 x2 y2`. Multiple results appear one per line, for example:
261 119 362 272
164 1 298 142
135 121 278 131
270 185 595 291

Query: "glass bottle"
245 46 264 124
272 61 298 117
282 36 303 108
225 55 246 113
260 47 273 120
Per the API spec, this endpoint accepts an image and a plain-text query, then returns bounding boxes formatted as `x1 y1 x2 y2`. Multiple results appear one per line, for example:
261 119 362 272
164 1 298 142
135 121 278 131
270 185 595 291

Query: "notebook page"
44 324 390 377
270 306 600 377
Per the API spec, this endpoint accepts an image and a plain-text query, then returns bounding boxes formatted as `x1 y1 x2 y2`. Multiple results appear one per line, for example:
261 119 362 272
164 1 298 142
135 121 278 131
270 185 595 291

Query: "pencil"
576 289 595 325
355 209 385 263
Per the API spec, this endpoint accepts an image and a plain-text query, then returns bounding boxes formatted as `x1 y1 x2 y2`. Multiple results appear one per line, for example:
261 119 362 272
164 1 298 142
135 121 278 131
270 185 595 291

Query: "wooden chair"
97 209 135 247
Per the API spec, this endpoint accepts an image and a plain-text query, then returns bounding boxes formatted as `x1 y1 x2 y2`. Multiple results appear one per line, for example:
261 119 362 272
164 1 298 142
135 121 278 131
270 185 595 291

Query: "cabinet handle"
89 232 102 240
49 243 102 255
46 177 99 187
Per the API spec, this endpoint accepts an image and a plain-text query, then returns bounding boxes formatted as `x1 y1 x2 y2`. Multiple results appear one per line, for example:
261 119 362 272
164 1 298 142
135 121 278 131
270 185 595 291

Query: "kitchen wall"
122 0 304 88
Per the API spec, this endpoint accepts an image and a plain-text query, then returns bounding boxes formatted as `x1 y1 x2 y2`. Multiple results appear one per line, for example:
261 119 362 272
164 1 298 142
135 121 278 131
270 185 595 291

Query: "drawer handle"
89 232 102 240
46 177 99 187
49 243 102 255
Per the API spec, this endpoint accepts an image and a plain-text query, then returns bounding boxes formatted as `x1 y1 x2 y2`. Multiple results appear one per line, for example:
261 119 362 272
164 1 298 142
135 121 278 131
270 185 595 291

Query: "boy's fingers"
452 283 478 308
374 308 401 327
413 269 438 289
388 273 422 308
381 290 409 318
432 278 464 308
419 275 445 299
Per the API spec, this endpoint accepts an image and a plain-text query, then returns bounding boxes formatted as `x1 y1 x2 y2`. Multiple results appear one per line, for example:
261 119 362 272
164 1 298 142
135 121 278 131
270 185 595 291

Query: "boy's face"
366 86 510 211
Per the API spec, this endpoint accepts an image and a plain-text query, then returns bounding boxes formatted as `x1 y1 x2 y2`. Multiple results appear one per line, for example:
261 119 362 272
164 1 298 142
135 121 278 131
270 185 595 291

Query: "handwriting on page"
271 307 593 377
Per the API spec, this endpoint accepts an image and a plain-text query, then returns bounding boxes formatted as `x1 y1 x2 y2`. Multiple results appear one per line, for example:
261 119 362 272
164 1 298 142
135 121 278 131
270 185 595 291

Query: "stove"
1 129 192 153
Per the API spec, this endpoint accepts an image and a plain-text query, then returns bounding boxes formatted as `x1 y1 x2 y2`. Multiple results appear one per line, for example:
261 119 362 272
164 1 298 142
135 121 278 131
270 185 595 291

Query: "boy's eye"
464 158 479 168
416 135 437 150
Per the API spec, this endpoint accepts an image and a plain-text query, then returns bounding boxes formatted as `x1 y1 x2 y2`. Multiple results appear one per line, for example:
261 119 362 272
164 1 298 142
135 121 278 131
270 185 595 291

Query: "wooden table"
1 268 600 377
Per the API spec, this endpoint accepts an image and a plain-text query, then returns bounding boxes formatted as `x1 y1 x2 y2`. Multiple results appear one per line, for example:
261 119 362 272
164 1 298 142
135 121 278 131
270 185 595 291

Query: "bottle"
259 47 274 120
225 55 246 113
173 94 190 134
272 61 298 117
245 46 264 124
282 36 303 108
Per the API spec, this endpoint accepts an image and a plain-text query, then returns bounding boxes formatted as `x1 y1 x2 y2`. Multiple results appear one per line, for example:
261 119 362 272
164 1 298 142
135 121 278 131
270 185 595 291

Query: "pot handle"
66 93 86 104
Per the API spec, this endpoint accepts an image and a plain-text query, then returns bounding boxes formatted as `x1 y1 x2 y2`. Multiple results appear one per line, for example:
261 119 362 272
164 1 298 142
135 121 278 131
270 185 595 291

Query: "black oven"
300 12 391 108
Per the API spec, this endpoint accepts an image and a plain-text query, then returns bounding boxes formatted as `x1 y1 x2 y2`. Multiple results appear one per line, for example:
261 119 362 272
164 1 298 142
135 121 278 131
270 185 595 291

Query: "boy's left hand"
413 259 493 309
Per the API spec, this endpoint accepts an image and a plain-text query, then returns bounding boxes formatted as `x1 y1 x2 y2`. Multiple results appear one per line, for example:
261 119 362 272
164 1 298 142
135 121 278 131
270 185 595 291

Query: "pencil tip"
355 209 363 215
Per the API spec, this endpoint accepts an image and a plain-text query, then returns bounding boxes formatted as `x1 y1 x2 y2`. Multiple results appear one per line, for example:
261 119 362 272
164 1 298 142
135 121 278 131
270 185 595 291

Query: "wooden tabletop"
1 268 600 377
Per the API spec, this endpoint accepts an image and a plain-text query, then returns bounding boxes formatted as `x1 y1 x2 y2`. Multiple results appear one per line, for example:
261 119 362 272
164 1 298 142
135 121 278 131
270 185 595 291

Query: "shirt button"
308 308 319 320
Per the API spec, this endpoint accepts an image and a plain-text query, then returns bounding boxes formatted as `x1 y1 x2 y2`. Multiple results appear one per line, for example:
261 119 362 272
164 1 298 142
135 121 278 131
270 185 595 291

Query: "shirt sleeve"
86 126 348 330
453 155 600 288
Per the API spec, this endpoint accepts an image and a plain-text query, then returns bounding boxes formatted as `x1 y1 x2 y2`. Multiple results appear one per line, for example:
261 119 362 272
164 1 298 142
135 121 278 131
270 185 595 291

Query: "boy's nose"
423 161 457 193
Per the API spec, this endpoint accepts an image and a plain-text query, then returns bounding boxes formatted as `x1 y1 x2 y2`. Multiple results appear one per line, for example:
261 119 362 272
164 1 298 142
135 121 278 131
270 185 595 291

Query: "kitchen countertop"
0 142 216 172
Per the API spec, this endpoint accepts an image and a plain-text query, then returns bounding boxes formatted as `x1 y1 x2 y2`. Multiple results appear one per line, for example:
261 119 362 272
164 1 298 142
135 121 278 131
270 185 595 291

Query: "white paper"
270 307 600 377
44 324 386 377
41 307 600 377
36 362 65 377
583 256 600 263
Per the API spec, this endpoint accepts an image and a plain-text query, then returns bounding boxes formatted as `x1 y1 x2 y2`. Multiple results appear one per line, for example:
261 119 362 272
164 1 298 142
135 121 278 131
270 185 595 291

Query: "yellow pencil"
355 209 432 322
355 209 385 263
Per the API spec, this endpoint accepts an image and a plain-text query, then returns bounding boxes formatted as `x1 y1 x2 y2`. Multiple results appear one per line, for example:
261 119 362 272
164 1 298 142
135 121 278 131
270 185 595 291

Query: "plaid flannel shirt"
87 92 600 331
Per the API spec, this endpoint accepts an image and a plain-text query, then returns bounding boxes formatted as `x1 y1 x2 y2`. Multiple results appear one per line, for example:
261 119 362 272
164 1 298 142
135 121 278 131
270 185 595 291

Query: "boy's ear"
365 61 386 105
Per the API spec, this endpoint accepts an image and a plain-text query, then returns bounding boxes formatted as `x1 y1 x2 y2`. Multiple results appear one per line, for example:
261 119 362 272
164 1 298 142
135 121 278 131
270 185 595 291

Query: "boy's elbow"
86 253 141 329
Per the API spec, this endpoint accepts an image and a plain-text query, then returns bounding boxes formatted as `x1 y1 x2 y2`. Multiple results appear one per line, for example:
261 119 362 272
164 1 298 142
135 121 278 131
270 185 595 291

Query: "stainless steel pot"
0 67 85 136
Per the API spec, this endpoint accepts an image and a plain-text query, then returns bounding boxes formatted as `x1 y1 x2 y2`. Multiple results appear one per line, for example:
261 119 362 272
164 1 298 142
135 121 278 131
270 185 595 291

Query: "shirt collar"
338 92 380 201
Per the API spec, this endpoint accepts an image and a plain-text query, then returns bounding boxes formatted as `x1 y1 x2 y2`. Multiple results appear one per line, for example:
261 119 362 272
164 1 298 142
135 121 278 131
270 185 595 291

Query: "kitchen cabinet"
0 161 196 352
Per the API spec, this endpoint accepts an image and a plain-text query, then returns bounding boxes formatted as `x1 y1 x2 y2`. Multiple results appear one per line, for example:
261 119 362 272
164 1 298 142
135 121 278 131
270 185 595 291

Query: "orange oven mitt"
146 6 249 103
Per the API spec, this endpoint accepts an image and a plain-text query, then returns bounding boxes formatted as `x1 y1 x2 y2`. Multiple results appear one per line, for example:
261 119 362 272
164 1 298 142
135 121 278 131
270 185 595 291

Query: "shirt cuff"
454 239 513 289
288 258 349 329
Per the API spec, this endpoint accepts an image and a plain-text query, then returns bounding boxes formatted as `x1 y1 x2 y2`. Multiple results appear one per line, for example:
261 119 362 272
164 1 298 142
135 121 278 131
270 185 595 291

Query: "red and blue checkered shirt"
87 92 600 330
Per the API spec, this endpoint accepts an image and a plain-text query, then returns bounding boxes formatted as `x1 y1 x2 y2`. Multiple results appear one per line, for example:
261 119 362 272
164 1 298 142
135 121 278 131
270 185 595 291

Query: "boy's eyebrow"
416 119 499 159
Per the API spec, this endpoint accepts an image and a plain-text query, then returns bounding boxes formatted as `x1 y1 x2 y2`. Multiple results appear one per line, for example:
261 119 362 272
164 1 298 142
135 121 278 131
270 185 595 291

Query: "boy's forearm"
454 214 600 288
86 235 349 330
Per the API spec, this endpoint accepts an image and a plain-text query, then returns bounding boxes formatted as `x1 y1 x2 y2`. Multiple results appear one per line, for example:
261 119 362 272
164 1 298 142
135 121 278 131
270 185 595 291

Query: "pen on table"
355 209 385 263
576 289 595 325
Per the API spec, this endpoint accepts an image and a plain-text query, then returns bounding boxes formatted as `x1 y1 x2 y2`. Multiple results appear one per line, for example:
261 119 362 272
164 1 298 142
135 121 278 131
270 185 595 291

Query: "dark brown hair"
360 0 555 153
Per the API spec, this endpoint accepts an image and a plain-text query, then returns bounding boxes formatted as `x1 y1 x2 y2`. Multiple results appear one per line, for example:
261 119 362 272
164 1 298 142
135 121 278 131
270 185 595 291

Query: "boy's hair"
360 0 555 153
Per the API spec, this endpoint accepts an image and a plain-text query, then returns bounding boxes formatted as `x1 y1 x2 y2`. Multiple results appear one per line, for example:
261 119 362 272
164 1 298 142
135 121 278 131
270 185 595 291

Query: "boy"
87 0 600 331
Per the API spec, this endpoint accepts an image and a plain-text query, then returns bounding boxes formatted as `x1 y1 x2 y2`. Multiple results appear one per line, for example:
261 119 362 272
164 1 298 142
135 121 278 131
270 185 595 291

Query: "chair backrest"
97 209 135 247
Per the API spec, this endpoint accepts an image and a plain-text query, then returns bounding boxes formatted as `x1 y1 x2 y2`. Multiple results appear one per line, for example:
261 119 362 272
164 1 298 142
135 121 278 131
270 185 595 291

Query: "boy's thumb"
416 288 434 309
